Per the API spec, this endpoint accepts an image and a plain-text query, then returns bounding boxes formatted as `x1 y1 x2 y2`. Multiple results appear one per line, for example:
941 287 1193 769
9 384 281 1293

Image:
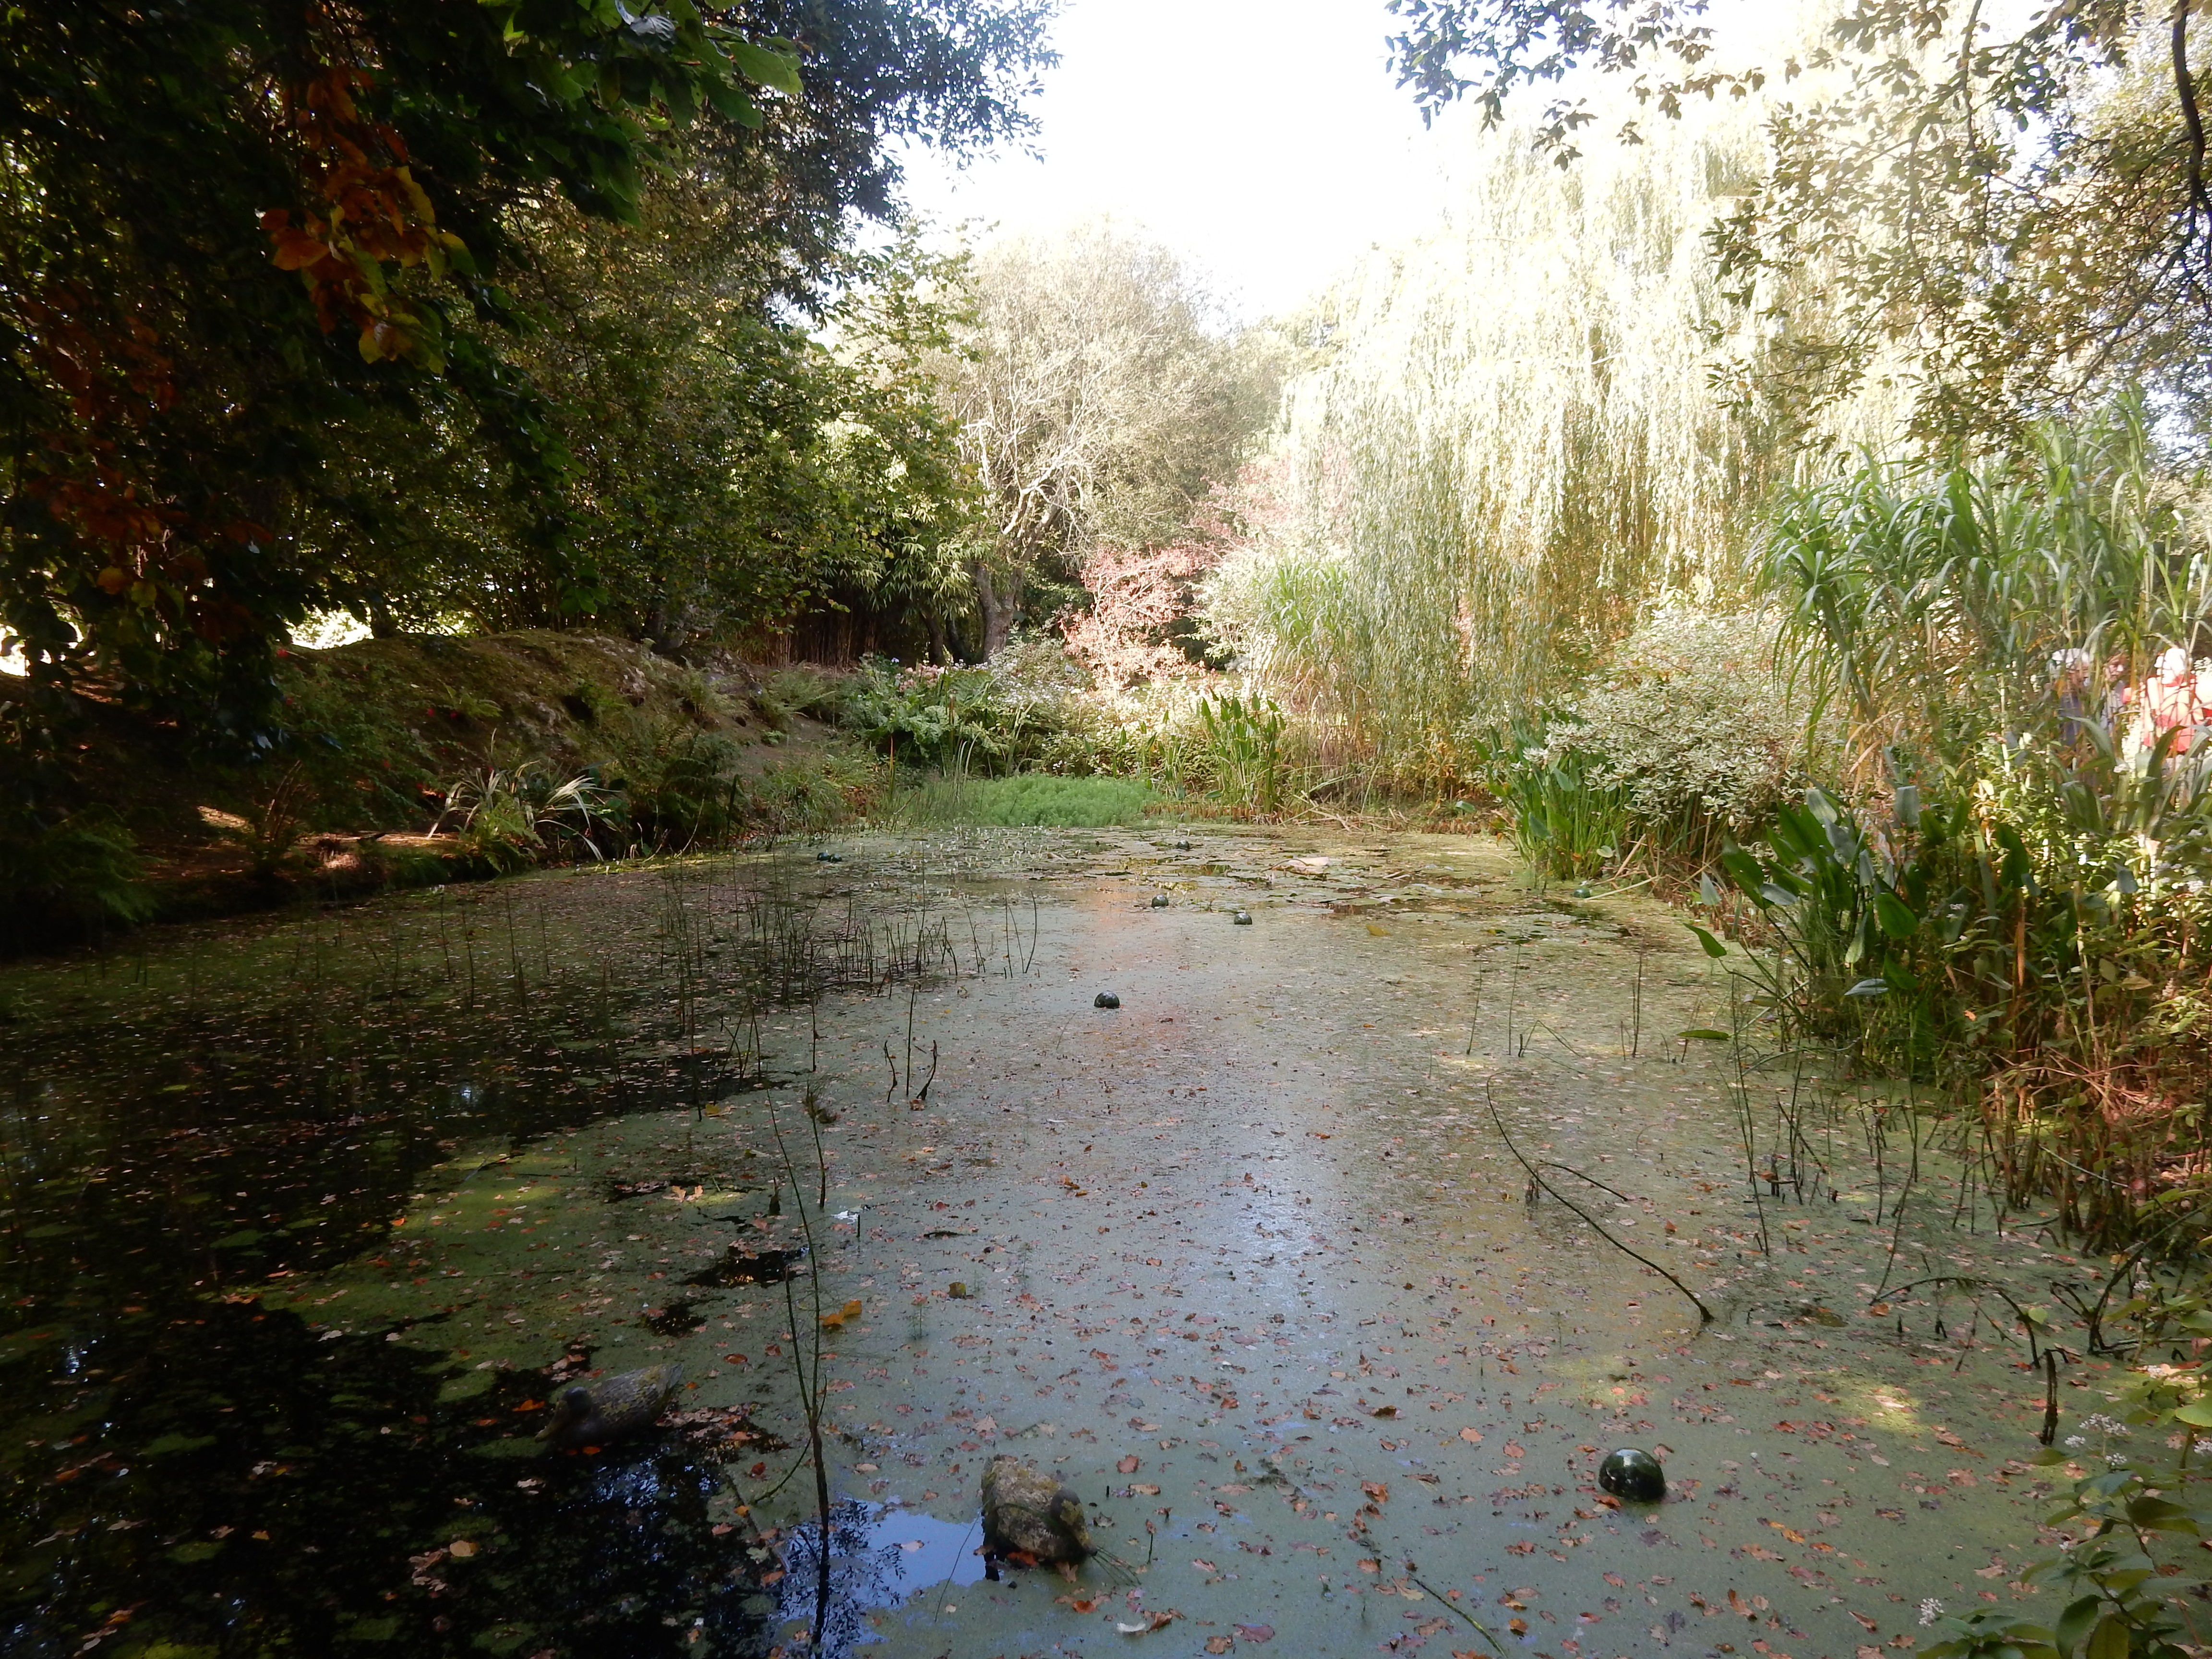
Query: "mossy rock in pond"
1597 1447 1665 1501
1094 992 1120 1009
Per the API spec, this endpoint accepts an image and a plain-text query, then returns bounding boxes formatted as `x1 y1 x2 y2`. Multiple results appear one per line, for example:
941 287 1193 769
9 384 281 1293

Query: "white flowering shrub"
1544 605 1832 850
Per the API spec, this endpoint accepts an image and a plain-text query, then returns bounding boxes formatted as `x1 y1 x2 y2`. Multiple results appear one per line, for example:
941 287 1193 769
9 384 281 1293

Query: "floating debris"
1094 992 1121 1009
682 1245 806 1287
1151 893 1170 908
641 1299 705 1336
949 1281 972 1299
1232 910 1252 925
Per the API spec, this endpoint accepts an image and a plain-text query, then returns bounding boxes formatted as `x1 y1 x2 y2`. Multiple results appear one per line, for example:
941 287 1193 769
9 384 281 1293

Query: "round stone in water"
1597 1447 1665 1501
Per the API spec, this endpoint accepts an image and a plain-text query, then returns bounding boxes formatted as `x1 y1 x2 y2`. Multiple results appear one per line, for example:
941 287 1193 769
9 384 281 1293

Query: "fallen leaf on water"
1458 1428 1483 1443
1361 1481 1389 1502
722 1354 748 1365
1367 924 1390 936
1357 1559 1381 1574
1116 1609 1179 1634
1130 1482 1160 1495
1192 1559 1217 1574
1602 1573 1625 1588
1370 1406 1397 1419
1205 1639 1233 1655
1058 1594 1102 1613
1235 1625 1274 1643
448 1539 479 1559
1508 1619 1528 1636
1118 1455 1141 1474
819 1299 864 1330
1852 1612 1879 1631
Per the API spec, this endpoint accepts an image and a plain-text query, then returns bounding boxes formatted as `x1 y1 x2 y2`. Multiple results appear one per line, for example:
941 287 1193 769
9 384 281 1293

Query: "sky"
893 0 1471 322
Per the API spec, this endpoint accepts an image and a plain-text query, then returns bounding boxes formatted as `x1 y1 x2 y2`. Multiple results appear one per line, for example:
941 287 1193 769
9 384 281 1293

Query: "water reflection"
774 1501 986 1657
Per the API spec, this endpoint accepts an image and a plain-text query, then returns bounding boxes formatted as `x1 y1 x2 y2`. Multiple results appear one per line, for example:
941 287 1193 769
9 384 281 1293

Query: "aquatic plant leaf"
1683 922 1727 958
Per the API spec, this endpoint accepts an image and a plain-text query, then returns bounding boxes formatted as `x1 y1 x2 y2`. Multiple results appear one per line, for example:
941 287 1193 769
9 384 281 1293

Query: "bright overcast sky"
894 0 1470 322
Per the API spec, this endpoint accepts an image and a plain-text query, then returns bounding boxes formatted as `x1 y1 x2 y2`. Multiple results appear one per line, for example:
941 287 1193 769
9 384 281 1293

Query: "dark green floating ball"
1597 1447 1665 1501
1094 992 1121 1009
1151 893 1170 908
1572 884 1593 899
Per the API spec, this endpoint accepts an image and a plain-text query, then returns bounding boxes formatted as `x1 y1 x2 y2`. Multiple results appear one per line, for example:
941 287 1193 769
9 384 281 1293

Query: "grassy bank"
0 632 878 951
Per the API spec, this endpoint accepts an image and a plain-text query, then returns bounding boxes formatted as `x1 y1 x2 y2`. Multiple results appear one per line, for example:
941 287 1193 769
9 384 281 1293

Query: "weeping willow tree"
1207 102 1899 780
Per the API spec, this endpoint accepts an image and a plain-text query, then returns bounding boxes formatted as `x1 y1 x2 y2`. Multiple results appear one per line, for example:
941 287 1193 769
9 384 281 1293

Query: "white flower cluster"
1544 605 1833 839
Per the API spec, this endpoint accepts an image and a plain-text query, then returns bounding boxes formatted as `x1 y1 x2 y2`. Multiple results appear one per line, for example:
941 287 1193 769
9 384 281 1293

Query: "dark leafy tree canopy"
0 0 1050 744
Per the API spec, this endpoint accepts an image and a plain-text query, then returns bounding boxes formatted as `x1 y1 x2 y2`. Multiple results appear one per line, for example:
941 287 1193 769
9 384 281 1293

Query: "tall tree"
925 223 1279 657
1384 0 2212 448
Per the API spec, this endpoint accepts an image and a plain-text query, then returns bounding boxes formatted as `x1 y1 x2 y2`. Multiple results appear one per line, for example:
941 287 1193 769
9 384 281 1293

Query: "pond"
0 827 2112 1658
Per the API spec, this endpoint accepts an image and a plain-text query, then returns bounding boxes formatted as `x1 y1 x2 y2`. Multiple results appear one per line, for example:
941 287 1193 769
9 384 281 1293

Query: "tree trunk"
970 561 1014 659
364 589 398 638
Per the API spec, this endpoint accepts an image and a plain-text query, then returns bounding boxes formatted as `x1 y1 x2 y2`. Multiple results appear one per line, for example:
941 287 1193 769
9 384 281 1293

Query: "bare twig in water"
1486 1085 1712 1323
1407 1567 1503 1652
1539 1162 1634 1203
911 1041 939 1108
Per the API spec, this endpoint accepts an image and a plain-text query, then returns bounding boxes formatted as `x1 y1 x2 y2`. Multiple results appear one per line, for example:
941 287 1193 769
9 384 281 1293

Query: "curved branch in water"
1485 1085 1714 1325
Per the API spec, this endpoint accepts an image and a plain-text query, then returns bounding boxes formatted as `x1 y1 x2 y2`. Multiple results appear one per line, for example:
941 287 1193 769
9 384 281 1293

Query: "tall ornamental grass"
1204 102 1901 781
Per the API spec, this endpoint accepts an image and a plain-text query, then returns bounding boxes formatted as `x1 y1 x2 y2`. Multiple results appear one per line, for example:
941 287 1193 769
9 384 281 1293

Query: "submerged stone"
1597 1446 1666 1501
980 1455 1094 1564
1094 992 1120 1009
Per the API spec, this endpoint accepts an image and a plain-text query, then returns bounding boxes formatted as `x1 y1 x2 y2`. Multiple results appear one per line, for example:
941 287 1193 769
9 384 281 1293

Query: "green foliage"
434 766 618 872
272 653 442 827
607 732 754 852
841 647 1096 774
0 803 152 950
901 773 1156 827
1195 693 1288 815
1539 605 1834 865
1497 747 1627 882
0 0 1051 780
